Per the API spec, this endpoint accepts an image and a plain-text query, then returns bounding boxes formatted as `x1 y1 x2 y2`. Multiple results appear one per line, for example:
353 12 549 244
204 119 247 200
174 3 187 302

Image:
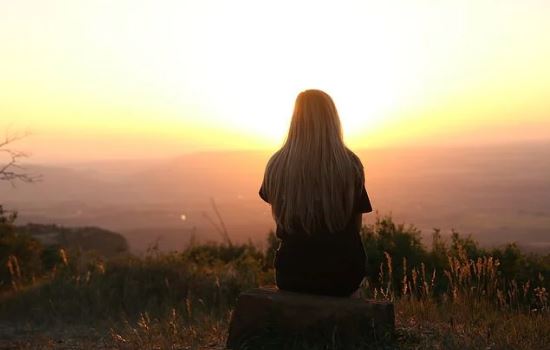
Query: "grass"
0 219 549 349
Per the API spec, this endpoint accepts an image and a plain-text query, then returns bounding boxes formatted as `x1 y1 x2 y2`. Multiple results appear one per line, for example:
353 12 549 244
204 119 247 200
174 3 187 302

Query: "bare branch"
0 130 41 186
0 129 30 149
201 198 233 246
210 197 232 246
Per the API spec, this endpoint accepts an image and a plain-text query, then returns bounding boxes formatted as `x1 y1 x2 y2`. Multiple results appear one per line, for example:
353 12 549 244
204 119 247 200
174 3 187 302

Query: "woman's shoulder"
344 148 366 188
265 149 283 168
345 147 360 161
345 148 364 170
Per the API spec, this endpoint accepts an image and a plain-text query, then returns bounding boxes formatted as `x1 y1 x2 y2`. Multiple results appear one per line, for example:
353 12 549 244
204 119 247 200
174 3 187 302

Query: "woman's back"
260 150 372 296
260 90 373 297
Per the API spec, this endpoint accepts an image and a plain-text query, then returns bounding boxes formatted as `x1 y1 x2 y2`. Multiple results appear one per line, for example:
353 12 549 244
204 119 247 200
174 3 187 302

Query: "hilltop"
17 223 129 258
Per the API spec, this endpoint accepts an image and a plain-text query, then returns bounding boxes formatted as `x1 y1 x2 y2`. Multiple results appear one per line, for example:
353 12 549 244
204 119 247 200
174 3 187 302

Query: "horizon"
12 136 550 166
3 141 549 254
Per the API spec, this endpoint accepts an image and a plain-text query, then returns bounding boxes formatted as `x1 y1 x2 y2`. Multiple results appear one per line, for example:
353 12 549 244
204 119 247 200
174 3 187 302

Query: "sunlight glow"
1 1 550 161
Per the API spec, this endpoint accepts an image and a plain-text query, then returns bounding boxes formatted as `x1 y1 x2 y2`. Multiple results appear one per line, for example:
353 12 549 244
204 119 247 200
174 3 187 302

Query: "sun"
3 1 550 161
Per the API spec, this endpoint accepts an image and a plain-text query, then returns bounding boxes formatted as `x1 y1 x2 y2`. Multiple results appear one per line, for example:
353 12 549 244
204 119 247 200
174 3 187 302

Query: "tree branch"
0 130 41 186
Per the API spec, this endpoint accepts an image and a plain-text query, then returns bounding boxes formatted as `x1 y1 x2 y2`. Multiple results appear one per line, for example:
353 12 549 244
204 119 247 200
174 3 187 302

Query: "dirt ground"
0 323 227 350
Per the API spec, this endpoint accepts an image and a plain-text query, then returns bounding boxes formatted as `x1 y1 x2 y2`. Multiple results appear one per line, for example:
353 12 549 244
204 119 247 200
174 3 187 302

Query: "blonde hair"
262 89 361 234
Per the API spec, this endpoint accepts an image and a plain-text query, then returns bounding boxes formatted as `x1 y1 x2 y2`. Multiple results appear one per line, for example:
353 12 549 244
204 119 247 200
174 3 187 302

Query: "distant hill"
2 141 550 253
17 224 129 258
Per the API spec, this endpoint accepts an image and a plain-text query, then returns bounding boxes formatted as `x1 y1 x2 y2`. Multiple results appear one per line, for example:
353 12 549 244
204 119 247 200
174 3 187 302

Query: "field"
1 214 548 349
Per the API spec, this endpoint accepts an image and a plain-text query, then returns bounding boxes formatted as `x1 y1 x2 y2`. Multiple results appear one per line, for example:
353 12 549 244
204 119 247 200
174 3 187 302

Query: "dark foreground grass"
2 298 547 349
1 217 548 349
1 249 548 349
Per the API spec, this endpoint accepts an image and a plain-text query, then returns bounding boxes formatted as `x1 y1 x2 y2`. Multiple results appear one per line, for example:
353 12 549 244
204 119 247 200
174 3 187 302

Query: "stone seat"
226 286 395 349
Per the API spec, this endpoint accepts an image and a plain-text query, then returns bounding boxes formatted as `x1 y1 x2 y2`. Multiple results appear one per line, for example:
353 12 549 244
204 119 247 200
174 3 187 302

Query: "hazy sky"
1 0 550 162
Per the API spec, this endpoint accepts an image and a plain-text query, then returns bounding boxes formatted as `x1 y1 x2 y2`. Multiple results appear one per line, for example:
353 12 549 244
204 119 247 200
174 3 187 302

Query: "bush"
0 206 44 289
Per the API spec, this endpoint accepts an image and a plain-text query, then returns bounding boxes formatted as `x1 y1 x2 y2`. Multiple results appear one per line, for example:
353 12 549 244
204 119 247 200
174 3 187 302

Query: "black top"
259 155 372 296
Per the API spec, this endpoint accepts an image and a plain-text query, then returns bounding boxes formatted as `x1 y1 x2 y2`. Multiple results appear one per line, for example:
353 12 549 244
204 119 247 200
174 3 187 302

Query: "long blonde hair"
262 89 361 234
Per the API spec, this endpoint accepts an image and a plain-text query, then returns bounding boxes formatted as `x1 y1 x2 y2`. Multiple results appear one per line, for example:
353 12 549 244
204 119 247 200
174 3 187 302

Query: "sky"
1 0 550 162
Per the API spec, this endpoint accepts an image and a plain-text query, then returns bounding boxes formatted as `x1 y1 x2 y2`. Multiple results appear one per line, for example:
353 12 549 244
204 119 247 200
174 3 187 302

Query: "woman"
259 89 373 297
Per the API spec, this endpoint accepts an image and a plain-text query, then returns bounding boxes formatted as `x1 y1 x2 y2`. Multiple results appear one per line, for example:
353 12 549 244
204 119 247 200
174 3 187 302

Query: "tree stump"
226 287 395 349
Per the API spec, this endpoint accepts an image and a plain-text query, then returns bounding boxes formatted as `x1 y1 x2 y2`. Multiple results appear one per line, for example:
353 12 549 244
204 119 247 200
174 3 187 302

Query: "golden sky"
1 0 550 162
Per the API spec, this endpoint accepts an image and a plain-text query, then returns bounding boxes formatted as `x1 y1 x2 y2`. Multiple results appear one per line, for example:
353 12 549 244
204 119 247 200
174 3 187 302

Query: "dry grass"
1 227 548 349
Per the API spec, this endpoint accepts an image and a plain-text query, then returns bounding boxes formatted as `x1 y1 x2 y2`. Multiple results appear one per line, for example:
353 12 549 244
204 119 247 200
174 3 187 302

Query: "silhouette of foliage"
0 206 44 289
0 215 548 349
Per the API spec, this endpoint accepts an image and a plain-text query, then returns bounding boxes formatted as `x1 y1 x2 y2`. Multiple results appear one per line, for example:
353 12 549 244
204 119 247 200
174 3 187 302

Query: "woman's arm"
353 213 363 232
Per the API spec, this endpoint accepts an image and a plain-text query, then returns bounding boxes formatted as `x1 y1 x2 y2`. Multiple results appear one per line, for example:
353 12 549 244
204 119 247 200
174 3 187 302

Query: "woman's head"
263 89 361 234
287 89 344 149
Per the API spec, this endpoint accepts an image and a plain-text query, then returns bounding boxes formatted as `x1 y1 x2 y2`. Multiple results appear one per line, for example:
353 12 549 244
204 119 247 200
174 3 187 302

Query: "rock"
226 286 395 349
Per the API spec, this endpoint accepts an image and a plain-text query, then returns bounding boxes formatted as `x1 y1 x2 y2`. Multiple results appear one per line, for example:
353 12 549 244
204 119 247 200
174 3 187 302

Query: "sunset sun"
1 1 549 160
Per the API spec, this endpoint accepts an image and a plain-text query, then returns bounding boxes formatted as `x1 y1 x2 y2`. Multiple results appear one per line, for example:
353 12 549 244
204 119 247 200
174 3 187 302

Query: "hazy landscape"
2 141 549 253
3 1 550 348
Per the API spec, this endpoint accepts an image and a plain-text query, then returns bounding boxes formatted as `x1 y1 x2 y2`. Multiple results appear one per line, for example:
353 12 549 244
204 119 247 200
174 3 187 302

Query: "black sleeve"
354 157 373 213
259 181 269 203
356 184 373 213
